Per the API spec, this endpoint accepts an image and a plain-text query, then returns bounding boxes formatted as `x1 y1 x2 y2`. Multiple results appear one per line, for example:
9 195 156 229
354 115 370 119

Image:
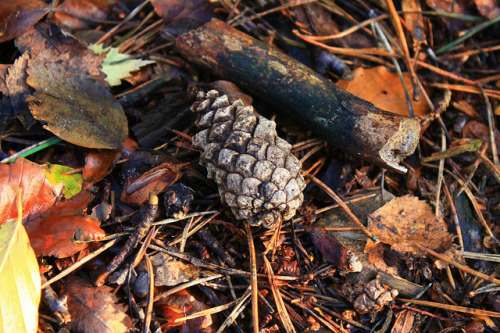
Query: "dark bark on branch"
176 19 420 172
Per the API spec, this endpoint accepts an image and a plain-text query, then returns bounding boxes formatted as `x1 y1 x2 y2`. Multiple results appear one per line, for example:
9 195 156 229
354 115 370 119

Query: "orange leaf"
83 149 121 183
0 158 62 226
337 66 430 117
25 190 105 258
368 195 453 255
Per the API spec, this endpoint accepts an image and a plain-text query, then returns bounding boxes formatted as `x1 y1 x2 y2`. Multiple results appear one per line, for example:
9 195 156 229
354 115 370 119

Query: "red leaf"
0 158 62 226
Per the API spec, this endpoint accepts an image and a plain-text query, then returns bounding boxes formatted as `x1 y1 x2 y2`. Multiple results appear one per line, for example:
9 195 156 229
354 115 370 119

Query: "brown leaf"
0 158 62 226
402 0 427 45
0 52 35 127
121 162 181 205
150 252 200 286
463 120 500 153
25 190 105 258
26 61 128 149
368 195 453 255
65 275 132 333
473 0 500 20
83 149 121 183
0 0 50 43
53 0 110 30
151 0 219 23
16 23 105 81
337 66 430 117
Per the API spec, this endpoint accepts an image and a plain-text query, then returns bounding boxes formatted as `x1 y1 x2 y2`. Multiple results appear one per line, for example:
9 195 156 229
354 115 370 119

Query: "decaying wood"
176 19 421 173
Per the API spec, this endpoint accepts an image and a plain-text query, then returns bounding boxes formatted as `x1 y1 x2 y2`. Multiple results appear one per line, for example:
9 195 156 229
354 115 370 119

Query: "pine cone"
192 90 306 229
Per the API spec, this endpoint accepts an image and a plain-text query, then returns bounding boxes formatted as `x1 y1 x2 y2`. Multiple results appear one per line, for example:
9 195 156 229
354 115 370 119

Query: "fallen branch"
176 19 420 172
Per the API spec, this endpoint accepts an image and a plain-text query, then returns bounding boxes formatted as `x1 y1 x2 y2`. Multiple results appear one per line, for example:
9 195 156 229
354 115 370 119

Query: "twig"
414 244 500 286
244 222 259 333
143 254 154 333
94 193 158 286
307 174 379 243
41 237 121 289
263 256 296 333
397 298 500 318
216 288 252 333
479 85 499 166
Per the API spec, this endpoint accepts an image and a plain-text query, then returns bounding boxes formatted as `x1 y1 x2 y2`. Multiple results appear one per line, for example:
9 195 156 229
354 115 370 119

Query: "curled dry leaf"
0 219 41 333
150 252 200 286
368 195 453 255
26 61 128 149
156 289 214 331
337 66 430 117
65 275 132 333
25 190 105 258
0 157 63 226
82 149 121 184
121 162 181 205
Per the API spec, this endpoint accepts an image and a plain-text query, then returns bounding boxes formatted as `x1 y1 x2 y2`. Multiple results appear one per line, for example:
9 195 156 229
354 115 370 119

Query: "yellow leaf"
89 43 155 86
0 219 41 332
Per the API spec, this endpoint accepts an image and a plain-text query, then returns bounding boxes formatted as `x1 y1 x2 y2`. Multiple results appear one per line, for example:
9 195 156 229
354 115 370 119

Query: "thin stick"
216 288 252 333
414 244 500 286
263 256 296 333
479 85 499 166
142 255 154 333
308 174 379 243
244 223 259 333
41 237 121 289
397 298 500 318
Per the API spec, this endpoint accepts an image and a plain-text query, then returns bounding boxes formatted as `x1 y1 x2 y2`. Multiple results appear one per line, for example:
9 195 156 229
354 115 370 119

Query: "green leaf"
89 43 155 86
44 164 82 199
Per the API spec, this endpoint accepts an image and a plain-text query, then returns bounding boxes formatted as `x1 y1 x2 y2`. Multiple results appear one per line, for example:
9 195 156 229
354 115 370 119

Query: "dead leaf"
53 0 110 30
337 66 430 117
365 241 398 275
473 0 500 20
82 149 121 183
151 0 219 23
121 162 181 205
150 252 200 286
156 289 214 331
16 22 105 81
368 195 453 255
0 158 63 226
0 219 41 332
0 52 35 127
25 190 105 258
309 227 362 274
424 0 468 30
26 61 128 149
65 275 132 333
402 0 427 45
0 0 50 43
463 120 500 153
